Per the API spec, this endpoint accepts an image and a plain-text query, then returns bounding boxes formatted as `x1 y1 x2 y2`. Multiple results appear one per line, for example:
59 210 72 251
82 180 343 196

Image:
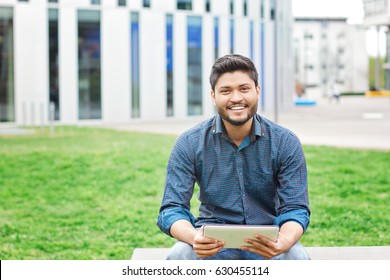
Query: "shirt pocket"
248 170 276 199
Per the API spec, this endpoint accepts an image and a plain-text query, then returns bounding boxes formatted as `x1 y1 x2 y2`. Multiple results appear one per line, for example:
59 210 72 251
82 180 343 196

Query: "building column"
375 26 381 90
385 26 390 90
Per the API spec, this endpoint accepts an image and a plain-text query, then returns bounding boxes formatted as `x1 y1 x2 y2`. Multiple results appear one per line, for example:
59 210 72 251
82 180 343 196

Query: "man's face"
211 71 260 127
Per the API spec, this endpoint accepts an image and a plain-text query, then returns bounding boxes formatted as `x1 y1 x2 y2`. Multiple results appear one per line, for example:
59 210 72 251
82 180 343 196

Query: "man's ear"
256 85 261 98
211 91 216 105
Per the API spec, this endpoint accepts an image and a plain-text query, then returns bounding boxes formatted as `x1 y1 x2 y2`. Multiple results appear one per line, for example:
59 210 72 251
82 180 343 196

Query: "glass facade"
131 12 140 118
0 7 14 122
78 10 101 120
187 16 202 116
166 14 174 117
49 9 59 120
214 17 219 60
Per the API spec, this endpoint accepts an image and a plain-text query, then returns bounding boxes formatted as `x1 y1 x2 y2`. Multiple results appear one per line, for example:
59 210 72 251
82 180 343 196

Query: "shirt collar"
212 114 265 141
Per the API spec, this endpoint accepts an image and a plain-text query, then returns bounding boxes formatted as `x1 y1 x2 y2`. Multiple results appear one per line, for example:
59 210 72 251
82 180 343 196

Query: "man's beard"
217 102 258 126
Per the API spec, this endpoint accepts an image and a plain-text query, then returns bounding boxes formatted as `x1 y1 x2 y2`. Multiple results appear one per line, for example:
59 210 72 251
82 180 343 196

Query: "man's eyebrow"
218 83 252 89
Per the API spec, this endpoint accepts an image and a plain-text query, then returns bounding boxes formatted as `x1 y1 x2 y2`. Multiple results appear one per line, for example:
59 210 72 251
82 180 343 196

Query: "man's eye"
221 89 230 94
241 87 249 92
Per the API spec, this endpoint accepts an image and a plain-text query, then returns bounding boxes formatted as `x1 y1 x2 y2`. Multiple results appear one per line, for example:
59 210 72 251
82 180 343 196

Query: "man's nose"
230 90 243 102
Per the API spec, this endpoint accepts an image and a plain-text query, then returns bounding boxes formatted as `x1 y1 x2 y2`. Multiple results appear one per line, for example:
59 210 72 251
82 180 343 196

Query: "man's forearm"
170 219 198 245
279 221 304 247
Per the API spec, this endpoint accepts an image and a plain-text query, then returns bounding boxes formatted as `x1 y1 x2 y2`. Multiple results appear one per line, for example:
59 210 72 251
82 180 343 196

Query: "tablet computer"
203 224 279 248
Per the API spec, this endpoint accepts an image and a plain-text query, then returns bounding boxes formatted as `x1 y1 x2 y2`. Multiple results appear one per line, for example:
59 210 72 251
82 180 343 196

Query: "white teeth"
230 106 245 110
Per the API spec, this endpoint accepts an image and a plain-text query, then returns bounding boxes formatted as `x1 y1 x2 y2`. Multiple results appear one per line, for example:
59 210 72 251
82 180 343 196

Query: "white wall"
140 10 166 120
59 5 78 124
14 2 48 126
101 7 130 122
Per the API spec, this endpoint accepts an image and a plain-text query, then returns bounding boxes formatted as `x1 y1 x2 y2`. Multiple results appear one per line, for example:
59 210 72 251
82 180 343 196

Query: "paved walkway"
2 96 389 150
99 96 390 151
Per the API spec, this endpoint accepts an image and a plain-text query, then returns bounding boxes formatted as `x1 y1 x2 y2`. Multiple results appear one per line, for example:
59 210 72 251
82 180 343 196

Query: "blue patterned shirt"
157 114 310 237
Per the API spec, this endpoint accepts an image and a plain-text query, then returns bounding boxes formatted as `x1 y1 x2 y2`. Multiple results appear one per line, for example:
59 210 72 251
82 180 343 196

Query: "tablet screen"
203 224 279 248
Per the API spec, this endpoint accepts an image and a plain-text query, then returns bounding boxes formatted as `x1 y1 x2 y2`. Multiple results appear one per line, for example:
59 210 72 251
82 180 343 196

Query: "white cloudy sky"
292 0 364 19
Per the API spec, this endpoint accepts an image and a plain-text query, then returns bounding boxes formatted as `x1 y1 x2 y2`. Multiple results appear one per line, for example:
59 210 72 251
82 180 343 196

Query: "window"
230 19 234 54
205 0 211 12
131 12 140 118
260 0 264 19
230 0 234 15
0 7 15 122
243 0 248 16
18 0 28 2
48 9 60 120
143 0 151 8
250 20 254 60
118 0 127 6
177 0 192 10
270 0 275 20
260 20 265 110
78 10 101 120
48 0 58 3
166 15 174 116
214 17 219 60
187 16 202 116
304 33 313 39
91 0 100 5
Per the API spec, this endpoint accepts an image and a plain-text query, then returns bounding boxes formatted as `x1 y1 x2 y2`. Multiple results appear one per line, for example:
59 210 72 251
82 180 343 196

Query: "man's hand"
193 226 225 258
240 231 293 259
240 221 304 259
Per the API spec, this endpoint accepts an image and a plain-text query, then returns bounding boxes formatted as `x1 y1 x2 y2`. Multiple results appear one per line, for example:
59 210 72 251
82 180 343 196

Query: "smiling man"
157 54 310 260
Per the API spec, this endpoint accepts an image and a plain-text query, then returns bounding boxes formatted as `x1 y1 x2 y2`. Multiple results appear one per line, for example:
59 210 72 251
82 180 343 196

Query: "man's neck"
222 118 253 146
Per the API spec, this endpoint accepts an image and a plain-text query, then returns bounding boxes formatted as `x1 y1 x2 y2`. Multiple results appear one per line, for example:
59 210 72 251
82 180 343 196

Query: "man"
157 54 310 260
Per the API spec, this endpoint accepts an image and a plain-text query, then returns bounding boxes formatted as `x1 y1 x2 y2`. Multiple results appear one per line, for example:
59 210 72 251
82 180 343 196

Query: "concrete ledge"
131 246 390 260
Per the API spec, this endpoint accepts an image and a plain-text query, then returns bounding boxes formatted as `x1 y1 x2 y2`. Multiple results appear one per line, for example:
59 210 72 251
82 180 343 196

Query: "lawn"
0 126 389 259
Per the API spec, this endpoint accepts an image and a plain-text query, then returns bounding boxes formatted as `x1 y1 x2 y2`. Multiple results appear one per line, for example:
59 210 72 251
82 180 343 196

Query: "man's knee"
273 242 310 260
166 241 199 260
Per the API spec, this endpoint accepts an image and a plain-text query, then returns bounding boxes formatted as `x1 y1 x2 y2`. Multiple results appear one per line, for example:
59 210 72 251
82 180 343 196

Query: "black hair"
209 54 259 91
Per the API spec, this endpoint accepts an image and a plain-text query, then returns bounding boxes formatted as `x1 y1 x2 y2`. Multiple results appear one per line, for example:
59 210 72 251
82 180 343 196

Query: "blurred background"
0 0 388 126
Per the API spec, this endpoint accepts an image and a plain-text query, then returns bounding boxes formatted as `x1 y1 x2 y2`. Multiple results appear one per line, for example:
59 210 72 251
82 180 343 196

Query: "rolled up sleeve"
274 132 310 232
157 207 196 236
156 134 197 237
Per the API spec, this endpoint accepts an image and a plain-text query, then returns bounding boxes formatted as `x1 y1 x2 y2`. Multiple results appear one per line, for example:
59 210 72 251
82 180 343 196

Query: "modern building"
0 0 294 125
363 0 390 89
293 17 368 100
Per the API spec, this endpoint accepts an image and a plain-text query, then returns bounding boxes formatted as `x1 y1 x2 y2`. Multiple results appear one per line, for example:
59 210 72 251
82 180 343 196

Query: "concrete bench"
131 246 390 260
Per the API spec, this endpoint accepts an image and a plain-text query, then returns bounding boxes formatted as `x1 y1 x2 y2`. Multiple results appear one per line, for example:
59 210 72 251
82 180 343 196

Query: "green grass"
0 126 389 259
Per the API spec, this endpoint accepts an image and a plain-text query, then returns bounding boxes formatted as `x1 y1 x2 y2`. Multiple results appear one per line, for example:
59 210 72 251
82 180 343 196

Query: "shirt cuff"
157 207 196 237
274 209 310 232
